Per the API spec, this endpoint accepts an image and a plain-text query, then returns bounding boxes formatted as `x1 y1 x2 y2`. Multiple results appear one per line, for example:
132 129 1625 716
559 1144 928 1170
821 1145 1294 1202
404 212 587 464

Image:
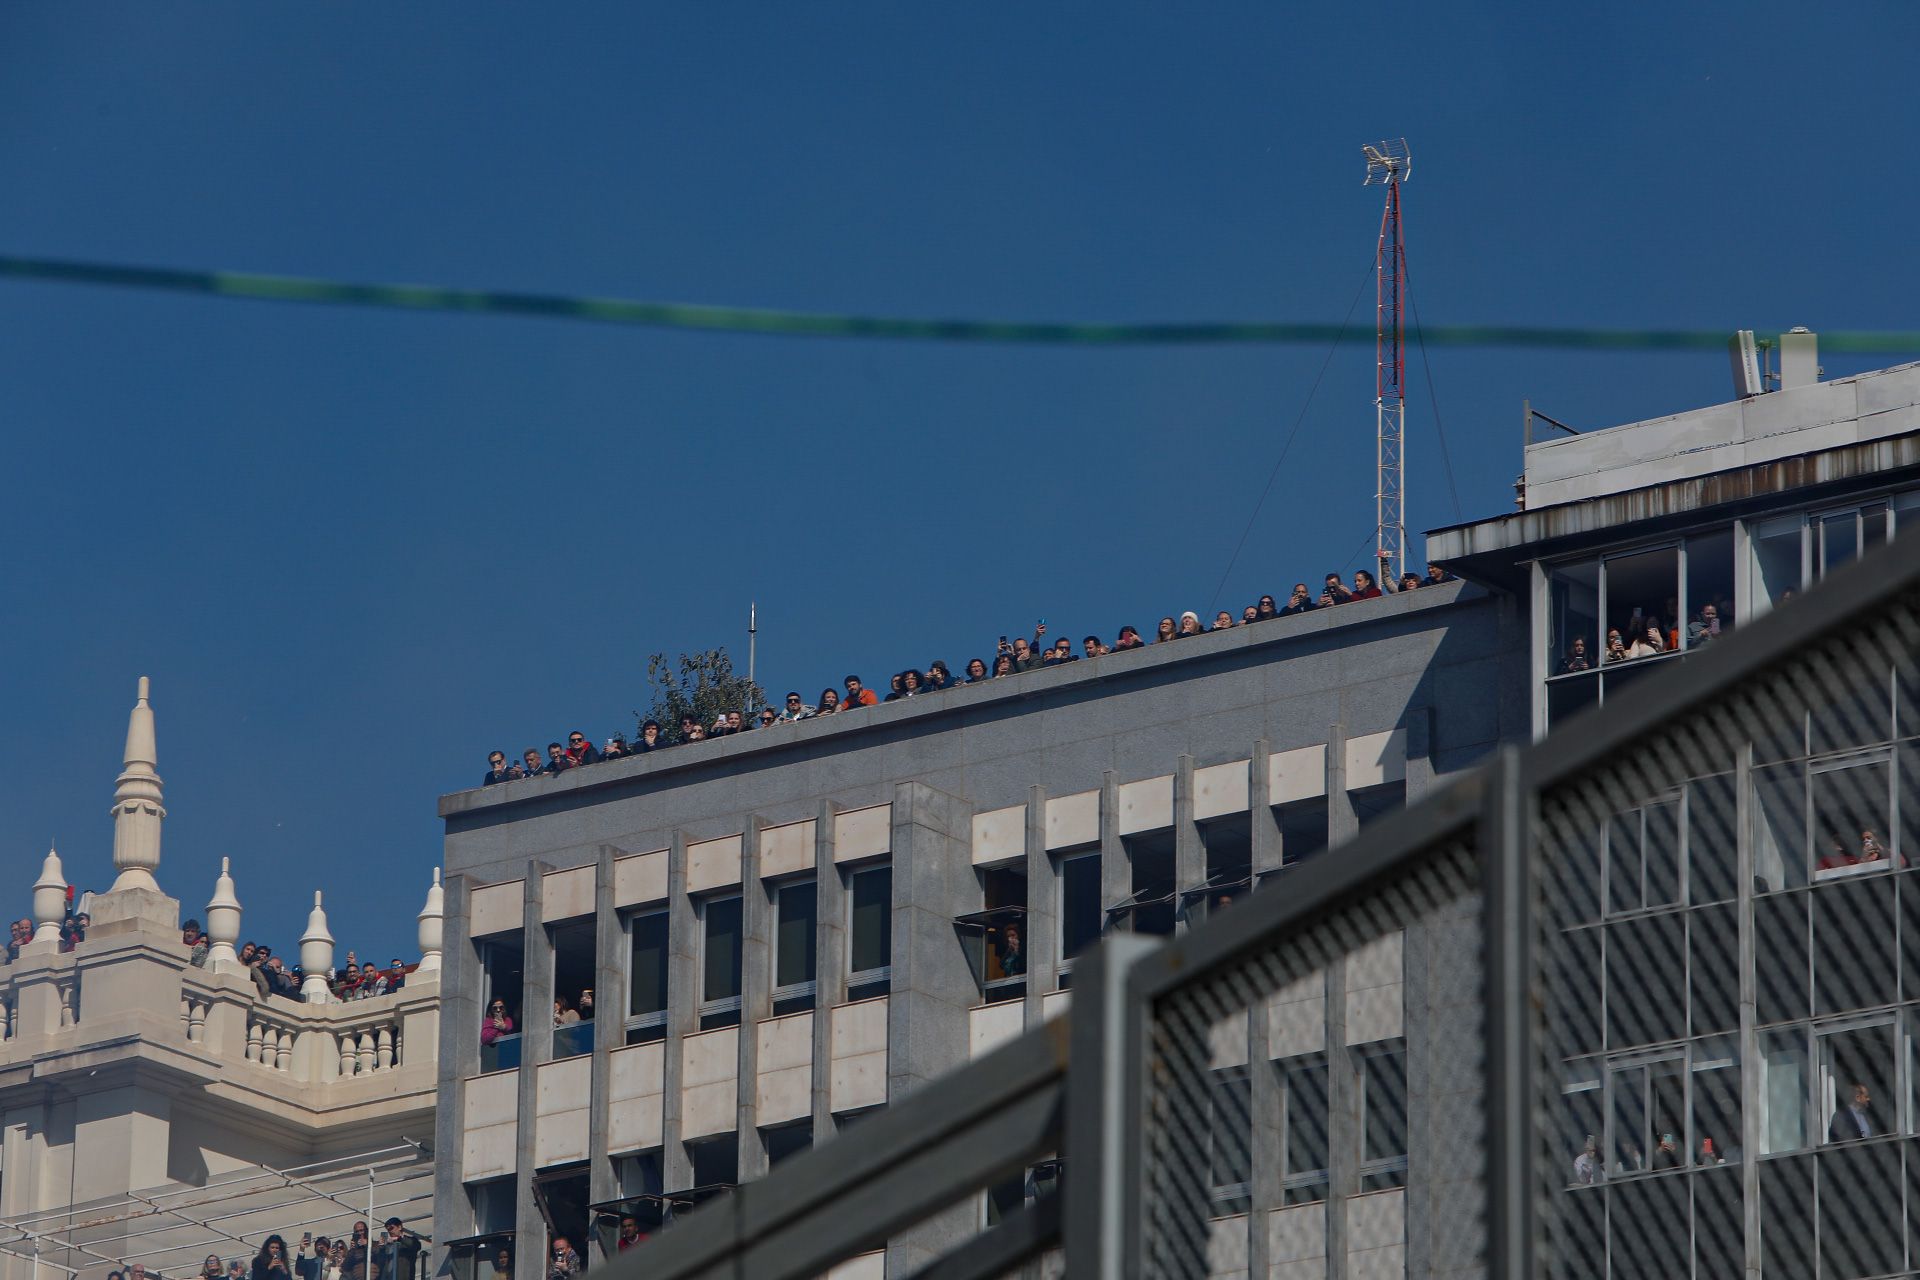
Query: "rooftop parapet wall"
1523 360 1920 509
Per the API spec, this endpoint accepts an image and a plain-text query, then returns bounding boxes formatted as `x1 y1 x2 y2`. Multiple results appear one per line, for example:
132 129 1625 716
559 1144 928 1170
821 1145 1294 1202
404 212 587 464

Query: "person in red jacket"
842 675 879 708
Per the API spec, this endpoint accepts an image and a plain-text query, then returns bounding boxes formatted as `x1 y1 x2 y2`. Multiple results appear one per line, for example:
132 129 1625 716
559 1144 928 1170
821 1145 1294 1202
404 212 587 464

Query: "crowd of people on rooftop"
175 919 411 1003
481 556 1458 785
98 1217 424 1280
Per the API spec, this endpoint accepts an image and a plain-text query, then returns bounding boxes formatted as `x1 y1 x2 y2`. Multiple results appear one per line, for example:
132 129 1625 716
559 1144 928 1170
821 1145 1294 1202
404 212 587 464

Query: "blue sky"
1 3 1913 962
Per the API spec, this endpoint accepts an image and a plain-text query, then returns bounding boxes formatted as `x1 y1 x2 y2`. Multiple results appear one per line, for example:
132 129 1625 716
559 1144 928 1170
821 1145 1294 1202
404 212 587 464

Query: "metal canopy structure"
1363 138 1411 585
0 1145 435 1279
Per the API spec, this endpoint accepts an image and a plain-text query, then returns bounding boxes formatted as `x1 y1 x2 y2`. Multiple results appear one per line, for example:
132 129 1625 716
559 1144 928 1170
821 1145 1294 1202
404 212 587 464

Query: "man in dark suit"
1829 1082 1877 1143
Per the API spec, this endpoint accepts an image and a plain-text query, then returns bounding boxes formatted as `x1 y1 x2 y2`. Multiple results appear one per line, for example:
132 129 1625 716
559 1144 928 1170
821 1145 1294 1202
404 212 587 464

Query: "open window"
1683 528 1735 649
1058 853 1103 982
550 918 597 1060
444 1233 515 1280
532 1166 591 1270
1110 832 1175 937
1603 544 1680 663
1351 781 1406 835
477 933 525 1074
589 1152 665 1255
847 864 892 1001
1751 514 1805 612
626 910 668 1046
956 865 1027 1004
684 1133 740 1198
1275 798 1329 872
1606 1052 1686 1176
1184 817 1251 924
763 1121 813 1167
771 879 817 1016
700 896 744 1029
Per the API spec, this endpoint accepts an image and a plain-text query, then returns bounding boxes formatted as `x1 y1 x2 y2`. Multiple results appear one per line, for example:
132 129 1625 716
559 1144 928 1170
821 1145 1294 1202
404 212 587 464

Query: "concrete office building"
432 582 1527 1280
0 681 447 1280
436 346 1920 1279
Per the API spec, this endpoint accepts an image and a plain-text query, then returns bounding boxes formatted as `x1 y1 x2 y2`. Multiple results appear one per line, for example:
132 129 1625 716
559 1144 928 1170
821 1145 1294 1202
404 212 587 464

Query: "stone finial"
31 846 67 946
299 891 334 1003
415 867 444 973
109 676 166 893
205 857 242 972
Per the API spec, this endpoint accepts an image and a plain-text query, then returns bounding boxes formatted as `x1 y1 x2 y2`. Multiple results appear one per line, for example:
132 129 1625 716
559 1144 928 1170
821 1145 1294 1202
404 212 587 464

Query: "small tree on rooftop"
639 648 766 741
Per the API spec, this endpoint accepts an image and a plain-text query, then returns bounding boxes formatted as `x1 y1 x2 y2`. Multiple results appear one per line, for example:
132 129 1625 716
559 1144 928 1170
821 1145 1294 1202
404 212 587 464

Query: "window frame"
1355 1041 1409 1192
770 877 819 1015
846 862 893 1000
698 893 745 1026
625 907 670 1045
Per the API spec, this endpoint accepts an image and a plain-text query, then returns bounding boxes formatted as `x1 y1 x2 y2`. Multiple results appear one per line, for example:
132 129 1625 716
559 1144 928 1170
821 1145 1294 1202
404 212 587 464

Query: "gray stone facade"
433 581 1527 1280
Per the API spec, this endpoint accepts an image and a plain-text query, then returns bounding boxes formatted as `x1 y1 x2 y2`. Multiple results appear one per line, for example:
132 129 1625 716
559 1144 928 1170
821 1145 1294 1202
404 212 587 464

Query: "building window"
1112 834 1175 938
772 879 818 1015
1751 513 1805 609
1683 529 1734 650
477 934 525 1074
762 1121 813 1167
700 895 744 1029
549 917 597 1060
1606 796 1683 915
1280 1054 1329 1205
1606 1052 1686 1175
627 909 669 1045
984 1172 1026 1227
1277 798 1330 868
1059 852 1103 969
1760 1029 1809 1155
1357 1043 1409 1190
848 864 891 1000
687 1133 740 1189
1209 1068 1252 1215
1692 1038 1741 1165
958 866 1028 1004
1548 559 1601 675
1189 818 1252 923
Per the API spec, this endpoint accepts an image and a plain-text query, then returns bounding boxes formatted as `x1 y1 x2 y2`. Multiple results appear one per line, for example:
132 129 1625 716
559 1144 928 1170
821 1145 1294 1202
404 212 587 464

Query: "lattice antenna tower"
1363 138 1410 583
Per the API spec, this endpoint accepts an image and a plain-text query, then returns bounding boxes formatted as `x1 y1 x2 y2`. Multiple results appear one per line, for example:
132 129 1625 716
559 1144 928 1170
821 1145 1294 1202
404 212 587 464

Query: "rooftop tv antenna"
1362 138 1410 583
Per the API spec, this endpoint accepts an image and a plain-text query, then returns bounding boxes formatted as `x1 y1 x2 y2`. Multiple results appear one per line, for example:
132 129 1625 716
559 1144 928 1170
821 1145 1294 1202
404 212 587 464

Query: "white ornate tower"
109 676 165 893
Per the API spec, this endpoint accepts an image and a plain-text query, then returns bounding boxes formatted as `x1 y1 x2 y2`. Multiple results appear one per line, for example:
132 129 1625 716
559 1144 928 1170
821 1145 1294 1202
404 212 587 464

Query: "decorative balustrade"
171 965 437 1087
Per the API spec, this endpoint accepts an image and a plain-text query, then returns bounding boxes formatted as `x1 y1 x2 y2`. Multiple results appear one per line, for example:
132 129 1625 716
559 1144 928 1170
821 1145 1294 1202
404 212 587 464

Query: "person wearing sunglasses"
563 731 600 767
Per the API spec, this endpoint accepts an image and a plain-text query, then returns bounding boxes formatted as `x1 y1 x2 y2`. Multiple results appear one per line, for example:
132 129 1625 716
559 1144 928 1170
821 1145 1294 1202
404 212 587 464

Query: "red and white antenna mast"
1363 138 1410 583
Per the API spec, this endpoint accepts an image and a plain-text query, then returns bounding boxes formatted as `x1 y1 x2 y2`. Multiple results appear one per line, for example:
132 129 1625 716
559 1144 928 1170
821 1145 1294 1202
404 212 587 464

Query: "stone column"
1174 755 1205 936
811 801 845 1146
885 781 977 1276
588 846 621 1265
737 818 770 1180
661 834 696 1191
514 864 552 1280
431 873 478 1276
1022 787 1051 1024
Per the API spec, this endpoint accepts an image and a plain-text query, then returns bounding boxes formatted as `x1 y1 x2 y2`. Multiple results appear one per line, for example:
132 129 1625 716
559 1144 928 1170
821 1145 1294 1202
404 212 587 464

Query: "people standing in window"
1626 619 1667 659
1687 603 1728 645
1562 639 1592 673
482 1000 514 1045
554 995 580 1027
1604 630 1629 663
546 1238 580 1280
995 922 1025 978
1829 1082 1877 1142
